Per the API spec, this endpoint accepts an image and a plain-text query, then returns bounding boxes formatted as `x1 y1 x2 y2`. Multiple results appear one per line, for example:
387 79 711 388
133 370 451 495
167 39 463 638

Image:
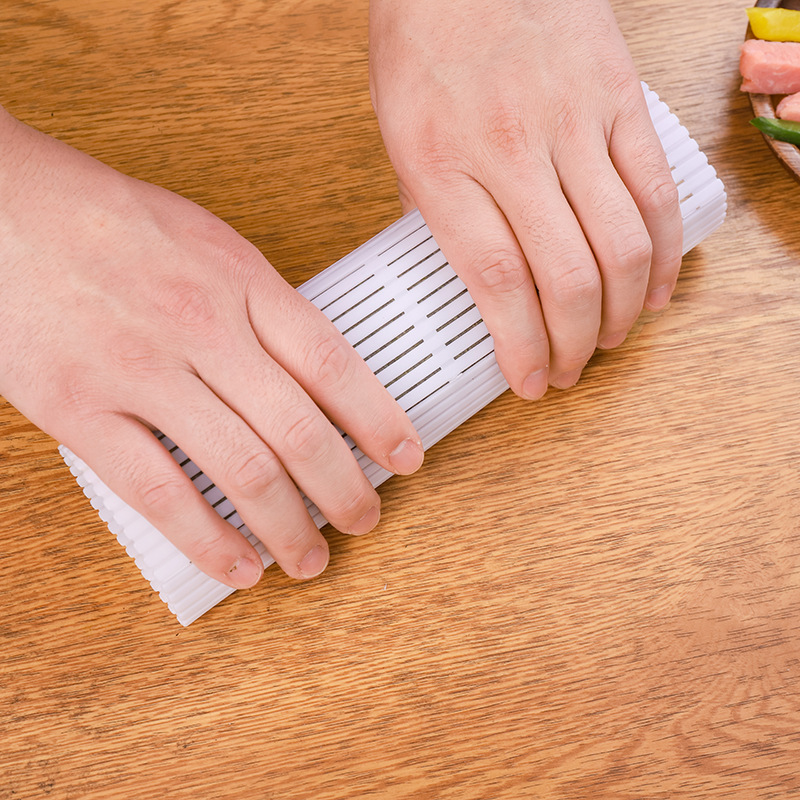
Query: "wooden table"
3 1 800 797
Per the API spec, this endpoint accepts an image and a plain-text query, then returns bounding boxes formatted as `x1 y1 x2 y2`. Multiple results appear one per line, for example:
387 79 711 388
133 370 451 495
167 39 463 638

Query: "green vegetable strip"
751 116 800 146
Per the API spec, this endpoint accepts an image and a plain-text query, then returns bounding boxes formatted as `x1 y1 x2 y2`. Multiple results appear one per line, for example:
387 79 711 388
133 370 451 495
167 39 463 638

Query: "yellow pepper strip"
747 7 800 43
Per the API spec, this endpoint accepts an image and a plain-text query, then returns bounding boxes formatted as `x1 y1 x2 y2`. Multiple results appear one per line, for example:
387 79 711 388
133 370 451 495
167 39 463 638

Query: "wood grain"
3 1 800 798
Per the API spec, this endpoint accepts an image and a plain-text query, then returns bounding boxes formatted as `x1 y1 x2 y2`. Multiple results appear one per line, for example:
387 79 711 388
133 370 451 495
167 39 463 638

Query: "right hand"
369 0 683 399
0 107 424 588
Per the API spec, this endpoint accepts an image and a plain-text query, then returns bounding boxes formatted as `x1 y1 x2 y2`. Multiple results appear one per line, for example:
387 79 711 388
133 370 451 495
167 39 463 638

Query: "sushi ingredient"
740 38 800 93
777 90 800 121
747 6 800 43
751 115 800 145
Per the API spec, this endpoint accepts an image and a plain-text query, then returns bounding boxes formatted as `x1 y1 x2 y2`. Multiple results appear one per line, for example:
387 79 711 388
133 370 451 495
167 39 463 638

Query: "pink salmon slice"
777 90 800 121
740 39 800 94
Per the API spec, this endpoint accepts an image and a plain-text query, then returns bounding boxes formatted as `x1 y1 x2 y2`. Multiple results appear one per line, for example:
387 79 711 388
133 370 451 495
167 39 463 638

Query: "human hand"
369 0 683 399
0 108 423 588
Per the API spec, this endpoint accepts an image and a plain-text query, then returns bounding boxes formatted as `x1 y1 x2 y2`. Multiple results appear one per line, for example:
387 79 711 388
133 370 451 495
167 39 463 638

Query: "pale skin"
0 0 682 588
370 0 683 398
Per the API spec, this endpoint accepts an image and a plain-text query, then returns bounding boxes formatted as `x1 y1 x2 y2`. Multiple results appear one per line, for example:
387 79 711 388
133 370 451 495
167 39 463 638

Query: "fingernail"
597 331 627 350
645 284 672 311
521 368 548 400
298 544 329 579
551 368 582 390
348 504 380 536
228 556 263 589
388 437 424 475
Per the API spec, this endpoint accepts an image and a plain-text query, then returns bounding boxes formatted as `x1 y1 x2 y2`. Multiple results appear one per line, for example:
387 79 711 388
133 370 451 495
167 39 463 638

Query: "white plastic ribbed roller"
60 84 727 625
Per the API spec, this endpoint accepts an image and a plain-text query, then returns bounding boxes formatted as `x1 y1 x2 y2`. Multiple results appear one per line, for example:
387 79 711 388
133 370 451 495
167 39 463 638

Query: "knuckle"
473 251 530 295
638 172 680 218
281 409 329 464
408 135 460 181
137 472 191 519
545 261 601 308
157 279 218 333
483 100 530 162
395 115 462 182
304 331 353 389
601 66 641 109
44 367 105 433
229 451 283 500
601 230 653 278
216 237 264 283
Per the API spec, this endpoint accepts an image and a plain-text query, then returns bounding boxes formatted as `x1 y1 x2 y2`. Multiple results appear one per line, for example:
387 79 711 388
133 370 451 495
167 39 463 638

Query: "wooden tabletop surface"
3 1 800 797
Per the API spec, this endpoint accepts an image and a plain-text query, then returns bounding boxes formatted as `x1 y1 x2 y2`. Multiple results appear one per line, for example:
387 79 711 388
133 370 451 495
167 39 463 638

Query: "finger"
187 342 384 542
247 272 424 476
64 414 266 590
480 158 603 390
403 175 551 400
554 133 654 351
148 369 376 582
609 101 683 313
